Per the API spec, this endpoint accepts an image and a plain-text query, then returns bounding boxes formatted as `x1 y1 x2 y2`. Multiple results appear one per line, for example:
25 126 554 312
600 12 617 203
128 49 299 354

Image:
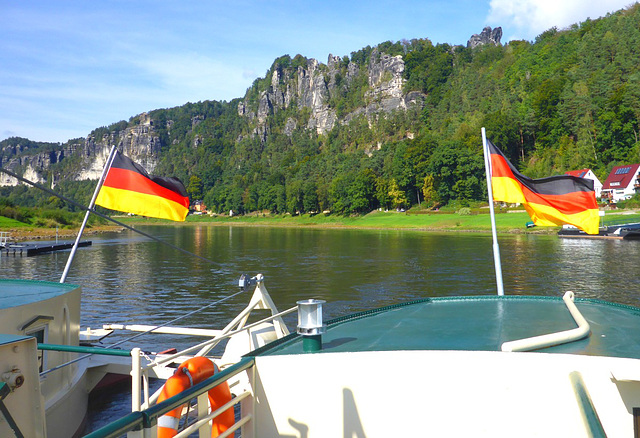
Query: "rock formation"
237 48 424 140
0 113 161 186
2 45 427 185
467 27 503 49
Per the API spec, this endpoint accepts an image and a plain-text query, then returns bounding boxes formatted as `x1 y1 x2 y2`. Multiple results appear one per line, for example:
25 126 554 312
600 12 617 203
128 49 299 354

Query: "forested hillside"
2 4 640 215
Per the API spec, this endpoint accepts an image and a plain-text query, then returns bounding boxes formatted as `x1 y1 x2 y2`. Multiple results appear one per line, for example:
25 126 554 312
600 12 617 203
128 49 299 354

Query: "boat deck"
262 295 640 358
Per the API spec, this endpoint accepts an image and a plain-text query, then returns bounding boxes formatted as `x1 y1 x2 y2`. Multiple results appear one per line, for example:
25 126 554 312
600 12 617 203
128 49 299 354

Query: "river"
2 224 640 431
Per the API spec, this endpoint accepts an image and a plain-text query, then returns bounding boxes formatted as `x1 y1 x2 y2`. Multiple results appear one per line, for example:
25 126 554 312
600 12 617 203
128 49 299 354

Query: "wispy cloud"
488 0 632 41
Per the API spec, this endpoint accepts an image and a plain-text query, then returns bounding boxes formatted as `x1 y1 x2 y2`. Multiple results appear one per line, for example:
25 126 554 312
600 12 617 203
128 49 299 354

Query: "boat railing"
37 343 134 377
569 371 607 437
0 231 9 249
134 306 296 411
83 356 256 438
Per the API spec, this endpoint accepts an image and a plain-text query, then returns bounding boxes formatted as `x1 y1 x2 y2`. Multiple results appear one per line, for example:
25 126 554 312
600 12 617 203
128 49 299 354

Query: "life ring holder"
156 356 234 438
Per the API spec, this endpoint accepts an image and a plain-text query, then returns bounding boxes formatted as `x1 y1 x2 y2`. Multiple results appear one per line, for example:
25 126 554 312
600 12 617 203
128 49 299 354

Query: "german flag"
488 140 599 234
96 151 189 221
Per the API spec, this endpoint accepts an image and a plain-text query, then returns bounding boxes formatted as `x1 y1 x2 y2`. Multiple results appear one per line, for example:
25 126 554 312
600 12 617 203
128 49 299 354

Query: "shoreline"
5 206 632 240
2 225 124 242
0 219 555 242
123 219 556 235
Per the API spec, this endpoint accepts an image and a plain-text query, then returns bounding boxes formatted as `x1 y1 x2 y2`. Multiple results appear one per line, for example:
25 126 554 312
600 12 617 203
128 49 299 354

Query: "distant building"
193 200 207 213
565 169 603 198
600 164 640 203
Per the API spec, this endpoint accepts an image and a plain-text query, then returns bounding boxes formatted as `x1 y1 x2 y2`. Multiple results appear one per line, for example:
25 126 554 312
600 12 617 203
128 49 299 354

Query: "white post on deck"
131 347 142 412
60 145 118 283
481 127 505 296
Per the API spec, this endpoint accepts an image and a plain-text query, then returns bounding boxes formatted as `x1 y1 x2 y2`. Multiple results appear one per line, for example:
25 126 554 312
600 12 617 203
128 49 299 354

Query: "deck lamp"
297 299 326 352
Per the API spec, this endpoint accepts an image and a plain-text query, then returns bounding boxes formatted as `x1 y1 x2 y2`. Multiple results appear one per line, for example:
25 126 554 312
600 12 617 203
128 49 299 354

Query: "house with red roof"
600 164 640 203
565 169 603 199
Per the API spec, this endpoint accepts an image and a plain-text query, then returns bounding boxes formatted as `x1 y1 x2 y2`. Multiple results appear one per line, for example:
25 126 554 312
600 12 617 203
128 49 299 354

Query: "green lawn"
120 210 543 233
7 208 638 235
0 216 29 228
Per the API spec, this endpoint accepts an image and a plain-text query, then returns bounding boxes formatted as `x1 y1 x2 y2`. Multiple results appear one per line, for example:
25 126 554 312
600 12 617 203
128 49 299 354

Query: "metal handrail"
142 306 296 371
173 391 251 438
38 343 131 357
84 356 256 438
38 343 134 377
569 371 607 437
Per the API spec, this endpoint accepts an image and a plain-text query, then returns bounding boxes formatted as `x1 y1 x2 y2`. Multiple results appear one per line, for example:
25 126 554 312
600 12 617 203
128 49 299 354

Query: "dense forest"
3 5 640 216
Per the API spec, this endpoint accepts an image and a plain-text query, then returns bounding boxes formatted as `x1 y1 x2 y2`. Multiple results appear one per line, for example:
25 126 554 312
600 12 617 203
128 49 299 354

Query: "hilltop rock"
0 113 162 187
467 26 503 48
76 113 161 181
237 48 424 140
2 43 428 185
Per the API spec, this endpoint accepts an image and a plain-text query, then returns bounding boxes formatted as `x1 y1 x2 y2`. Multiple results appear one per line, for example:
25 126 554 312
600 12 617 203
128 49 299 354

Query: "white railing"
0 231 9 248
119 275 292 413
132 306 295 411
120 357 256 438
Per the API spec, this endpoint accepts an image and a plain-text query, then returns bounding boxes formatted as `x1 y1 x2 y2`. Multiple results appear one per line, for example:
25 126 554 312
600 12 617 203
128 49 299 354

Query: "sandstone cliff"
0 113 162 186
0 28 492 188
237 47 425 140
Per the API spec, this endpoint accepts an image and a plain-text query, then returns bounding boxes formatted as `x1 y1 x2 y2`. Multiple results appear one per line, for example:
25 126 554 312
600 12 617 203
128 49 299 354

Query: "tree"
186 175 203 201
303 181 319 213
422 175 439 208
388 179 408 209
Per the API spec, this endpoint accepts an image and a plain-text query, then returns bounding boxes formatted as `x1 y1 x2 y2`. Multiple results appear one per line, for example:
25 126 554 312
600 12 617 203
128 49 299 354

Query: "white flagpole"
60 145 118 283
481 127 505 296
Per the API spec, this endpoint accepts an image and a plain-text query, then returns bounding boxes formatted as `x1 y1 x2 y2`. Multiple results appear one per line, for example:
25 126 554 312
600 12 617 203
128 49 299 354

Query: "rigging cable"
0 167 263 372
38 288 248 376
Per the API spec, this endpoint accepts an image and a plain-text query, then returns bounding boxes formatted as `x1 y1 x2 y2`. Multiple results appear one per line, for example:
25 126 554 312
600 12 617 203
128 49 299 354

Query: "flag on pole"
487 139 599 234
95 151 189 221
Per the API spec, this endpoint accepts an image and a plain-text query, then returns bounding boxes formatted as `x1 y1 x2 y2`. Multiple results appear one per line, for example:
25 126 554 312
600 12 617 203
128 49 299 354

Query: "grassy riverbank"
114 210 565 233
4 209 640 241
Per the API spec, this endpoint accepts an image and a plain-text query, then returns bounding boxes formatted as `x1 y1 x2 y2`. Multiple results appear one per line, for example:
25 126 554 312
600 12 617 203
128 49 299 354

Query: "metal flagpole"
481 127 505 296
60 145 118 283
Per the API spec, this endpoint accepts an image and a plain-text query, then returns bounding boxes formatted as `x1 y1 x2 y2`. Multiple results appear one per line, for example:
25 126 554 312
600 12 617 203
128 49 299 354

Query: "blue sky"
0 0 632 143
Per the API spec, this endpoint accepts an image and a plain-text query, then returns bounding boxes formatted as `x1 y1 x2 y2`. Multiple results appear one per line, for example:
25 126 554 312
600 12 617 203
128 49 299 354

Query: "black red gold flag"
96 151 189 221
488 140 599 234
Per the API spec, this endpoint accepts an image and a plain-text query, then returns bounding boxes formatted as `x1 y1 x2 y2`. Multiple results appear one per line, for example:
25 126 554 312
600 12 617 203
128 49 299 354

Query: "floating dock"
0 241 92 256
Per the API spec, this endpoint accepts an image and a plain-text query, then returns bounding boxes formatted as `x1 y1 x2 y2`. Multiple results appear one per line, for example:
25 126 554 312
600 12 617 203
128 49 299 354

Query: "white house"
565 169 603 199
600 164 640 203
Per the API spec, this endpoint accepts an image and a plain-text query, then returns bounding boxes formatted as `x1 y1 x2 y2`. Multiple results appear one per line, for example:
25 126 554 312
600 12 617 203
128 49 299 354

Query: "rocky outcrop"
467 27 503 49
0 143 72 186
2 43 430 187
237 47 424 140
0 113 162 186
76 113 161 180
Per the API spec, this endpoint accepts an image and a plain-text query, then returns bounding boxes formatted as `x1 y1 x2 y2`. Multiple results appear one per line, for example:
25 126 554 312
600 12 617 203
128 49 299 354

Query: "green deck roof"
0 279 80 309
258 296 640 359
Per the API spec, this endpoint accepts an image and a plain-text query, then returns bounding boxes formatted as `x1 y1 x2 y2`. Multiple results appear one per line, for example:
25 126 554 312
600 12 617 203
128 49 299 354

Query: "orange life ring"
156 356 234 438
